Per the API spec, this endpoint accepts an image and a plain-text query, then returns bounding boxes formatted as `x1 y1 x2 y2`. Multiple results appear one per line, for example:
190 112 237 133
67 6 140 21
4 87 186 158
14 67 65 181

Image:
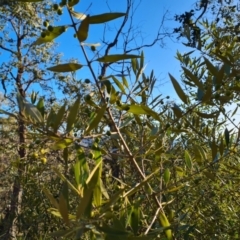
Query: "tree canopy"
0 0 240 239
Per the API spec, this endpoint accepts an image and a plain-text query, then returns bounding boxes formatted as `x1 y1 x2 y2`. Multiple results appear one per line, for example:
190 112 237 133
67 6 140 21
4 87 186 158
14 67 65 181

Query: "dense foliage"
0 0 240 239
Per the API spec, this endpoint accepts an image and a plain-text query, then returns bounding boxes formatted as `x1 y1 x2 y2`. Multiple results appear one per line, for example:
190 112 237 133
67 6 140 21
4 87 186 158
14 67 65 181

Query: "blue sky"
52 0 197 102
0 0 197 104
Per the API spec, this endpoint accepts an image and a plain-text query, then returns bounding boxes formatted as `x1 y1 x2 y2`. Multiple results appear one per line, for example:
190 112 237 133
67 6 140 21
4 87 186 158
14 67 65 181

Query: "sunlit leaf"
70 10 86 20
47 63 83 72
89 13 125 24
33 26 67 45
163 168 171 184
52 138 73 150
97 54 140 63
159 212 172 240
184 150 192 171
77 15 89 42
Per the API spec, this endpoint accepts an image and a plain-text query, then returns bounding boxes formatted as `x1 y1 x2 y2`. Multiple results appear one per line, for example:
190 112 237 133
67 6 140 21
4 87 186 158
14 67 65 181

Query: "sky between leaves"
48 0 197 102
0 0 197 104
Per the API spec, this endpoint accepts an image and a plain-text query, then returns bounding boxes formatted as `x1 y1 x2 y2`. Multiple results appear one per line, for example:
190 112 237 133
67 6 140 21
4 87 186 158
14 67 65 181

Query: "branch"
0 44 17 55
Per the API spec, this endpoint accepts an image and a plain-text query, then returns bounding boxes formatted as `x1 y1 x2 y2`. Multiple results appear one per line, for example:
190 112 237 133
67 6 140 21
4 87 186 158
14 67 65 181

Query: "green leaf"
204 57 218 76
68 0 79 7
224 128 230 147
97 54 140 63
89 13 125 24
127 105 146 114
66 96 81 132
182 67 203 89
211 141 218 161
85 104 107 134
122 76 129 88
53 138 73 150
172 104 183 118
47 63 83 72
77 15 89 42
58 193 69 225
53 168 80 195
202 86 212 102
76 161 102 219
159 212 172 240
163 168 171 184
42 188 59 209
33 26 67 45
169 74 188 104
70 10 86 20
130 206 140 235
53 104 66 133
24 102 44 123
184 150 193 171
36 98 44 117
111 76 126 94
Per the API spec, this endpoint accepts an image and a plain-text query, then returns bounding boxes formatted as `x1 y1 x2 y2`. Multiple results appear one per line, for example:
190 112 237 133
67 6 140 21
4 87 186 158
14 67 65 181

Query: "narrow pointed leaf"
159 212 172 240
182 67 203 89
89 13 125 24
97 54 140 63
169 74 188 104
111 76 126 94
204 57 218 76
122 76 129 88
33 26 67 45
77 16 89 42
66 96 81 132
36 98 44 117
68 0 79 7
47 63 83 72
163 168 171 184
224 128 230 147
70 10 86 20
85 104 107 134
42 188 59 209
53 138 73 150
58 193 69 225
53 104 66 132
184 150 192 170
130 206 140 235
